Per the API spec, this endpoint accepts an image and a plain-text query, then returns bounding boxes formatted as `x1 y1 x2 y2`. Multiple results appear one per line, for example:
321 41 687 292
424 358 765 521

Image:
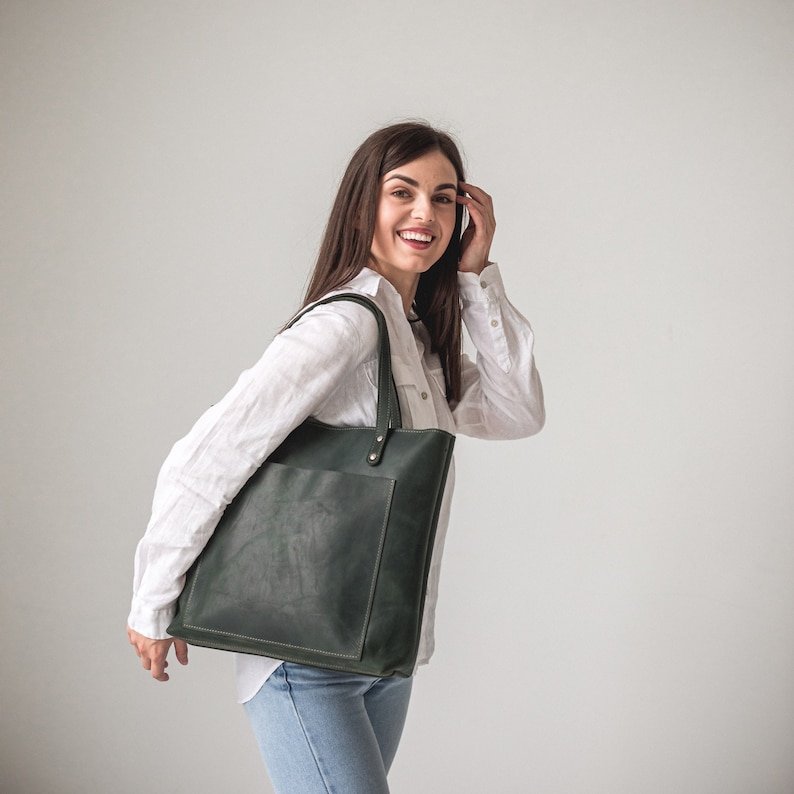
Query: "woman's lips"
398 229 434 248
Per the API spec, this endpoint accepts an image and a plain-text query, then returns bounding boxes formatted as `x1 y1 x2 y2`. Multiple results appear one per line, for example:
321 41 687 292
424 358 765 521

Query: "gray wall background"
2 1 793 792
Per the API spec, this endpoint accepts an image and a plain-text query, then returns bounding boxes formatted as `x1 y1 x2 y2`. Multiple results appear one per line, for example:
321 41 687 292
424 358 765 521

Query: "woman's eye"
391 189 410 198
434 195 453 204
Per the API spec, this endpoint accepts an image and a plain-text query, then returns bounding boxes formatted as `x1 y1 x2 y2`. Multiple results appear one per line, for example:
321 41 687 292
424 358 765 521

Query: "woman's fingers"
459 180 492 204
456 181 496 273
174 639 190 666
458 183 495 229
127 627 187 682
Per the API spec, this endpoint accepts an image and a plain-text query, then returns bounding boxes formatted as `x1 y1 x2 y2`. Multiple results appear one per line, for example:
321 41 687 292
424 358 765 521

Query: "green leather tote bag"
167 294 455 678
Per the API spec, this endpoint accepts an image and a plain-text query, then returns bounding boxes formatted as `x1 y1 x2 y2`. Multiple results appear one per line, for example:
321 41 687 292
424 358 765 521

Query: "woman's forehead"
382 150 458 184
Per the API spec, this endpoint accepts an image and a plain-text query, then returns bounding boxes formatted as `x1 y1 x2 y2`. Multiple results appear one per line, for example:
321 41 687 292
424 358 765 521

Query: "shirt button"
421 391 428 400
490 319 499 328
480 280 487 289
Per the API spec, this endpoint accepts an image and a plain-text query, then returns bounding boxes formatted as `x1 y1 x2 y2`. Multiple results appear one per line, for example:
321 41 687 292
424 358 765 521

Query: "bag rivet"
369 453 377 461
376 435 384 442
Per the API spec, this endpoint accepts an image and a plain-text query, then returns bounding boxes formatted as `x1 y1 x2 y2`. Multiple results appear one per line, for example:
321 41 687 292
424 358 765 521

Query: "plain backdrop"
2 1 793 792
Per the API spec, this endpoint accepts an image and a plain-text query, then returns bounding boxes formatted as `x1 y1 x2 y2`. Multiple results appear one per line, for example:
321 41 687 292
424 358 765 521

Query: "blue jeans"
243 662 413 794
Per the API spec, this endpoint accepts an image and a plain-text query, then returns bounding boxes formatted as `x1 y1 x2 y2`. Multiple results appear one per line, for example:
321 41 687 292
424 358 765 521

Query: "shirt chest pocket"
387 354 443 429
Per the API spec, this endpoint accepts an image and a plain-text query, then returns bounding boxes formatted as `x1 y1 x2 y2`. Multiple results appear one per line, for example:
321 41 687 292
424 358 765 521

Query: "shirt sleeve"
128 302 378 638
451 263 545 439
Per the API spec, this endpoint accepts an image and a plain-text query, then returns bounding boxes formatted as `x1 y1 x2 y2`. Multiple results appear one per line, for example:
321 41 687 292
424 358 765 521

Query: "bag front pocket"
182 462 395 660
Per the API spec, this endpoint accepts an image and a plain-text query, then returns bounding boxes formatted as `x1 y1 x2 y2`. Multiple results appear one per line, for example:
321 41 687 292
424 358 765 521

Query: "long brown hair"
301 121 466 402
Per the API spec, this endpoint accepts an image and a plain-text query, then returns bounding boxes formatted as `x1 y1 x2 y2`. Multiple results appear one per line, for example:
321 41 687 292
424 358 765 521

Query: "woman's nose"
411 195 433 221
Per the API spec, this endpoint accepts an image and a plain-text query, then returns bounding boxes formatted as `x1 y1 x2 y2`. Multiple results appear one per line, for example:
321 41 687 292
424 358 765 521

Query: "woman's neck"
370 266 420 317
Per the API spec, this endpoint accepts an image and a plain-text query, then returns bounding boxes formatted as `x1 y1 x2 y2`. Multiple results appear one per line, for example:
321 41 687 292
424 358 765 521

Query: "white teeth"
399 231 433 242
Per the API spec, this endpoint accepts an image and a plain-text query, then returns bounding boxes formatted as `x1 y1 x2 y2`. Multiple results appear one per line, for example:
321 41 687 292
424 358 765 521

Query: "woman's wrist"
459 259 494 276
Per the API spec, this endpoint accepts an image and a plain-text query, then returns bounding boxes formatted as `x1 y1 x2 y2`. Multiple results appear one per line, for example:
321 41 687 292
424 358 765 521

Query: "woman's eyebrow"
385 175 457 192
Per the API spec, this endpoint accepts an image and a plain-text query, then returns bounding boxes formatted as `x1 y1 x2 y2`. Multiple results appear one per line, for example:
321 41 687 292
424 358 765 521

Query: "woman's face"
369 149 458 292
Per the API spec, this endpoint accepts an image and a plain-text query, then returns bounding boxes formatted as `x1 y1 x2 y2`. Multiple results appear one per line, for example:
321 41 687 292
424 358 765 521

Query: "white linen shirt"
128 264 544 702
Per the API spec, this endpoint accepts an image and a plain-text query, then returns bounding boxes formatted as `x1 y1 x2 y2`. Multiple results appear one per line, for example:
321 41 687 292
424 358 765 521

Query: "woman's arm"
451 181 545 438
451 264 545 439
127 303 379 648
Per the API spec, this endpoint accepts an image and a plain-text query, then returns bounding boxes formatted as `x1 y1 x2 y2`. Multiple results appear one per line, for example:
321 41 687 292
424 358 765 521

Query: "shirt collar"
343 266 386 295
344 267 405 313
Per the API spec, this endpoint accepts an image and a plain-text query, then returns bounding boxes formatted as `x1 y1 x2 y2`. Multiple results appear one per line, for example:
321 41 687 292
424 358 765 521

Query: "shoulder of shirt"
311 267 403 332
284 268 399 357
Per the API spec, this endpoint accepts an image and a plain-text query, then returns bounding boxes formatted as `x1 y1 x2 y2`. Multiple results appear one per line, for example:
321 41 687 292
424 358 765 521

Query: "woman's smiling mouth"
398 229 434 246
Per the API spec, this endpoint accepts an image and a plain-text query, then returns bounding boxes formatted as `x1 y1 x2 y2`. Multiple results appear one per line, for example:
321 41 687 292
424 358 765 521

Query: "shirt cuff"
128 600 177 640
458 262 506 302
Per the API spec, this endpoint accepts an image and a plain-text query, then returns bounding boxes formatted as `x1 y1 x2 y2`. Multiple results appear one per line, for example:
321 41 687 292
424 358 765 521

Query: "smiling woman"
127 120 545 794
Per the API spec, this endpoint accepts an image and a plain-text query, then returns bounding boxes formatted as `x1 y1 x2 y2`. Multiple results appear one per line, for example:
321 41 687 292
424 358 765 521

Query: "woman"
127 121 545 793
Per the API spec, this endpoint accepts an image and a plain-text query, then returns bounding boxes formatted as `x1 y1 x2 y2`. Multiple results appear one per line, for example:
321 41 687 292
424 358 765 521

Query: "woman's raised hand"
456 181 496 275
